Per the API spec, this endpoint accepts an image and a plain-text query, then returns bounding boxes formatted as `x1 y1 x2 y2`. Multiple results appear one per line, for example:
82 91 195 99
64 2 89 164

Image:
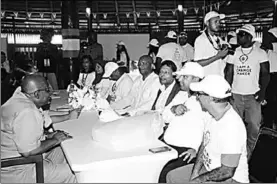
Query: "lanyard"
204 29 221 51
82 73 89 85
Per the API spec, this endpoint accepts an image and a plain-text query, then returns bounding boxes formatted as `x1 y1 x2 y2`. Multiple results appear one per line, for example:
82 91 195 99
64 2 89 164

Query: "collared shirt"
109 73 134 102
77 71 96 87
164 95 205 151
111 72 160 116
194 31 229 76
162 91 189 123
1 90 46 160
155 80 176 111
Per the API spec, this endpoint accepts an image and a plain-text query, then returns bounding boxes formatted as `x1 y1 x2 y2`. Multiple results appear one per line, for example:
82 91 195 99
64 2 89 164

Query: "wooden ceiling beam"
115 0 120 26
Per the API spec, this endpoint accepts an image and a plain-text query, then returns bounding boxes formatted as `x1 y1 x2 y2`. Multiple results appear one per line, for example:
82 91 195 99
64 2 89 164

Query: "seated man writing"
110 55 160 116
1 75 80 183
166 75 249 183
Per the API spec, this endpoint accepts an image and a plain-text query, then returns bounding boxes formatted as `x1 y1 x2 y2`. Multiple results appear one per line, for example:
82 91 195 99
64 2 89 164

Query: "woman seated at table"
151 60 181 112
77 55 96 88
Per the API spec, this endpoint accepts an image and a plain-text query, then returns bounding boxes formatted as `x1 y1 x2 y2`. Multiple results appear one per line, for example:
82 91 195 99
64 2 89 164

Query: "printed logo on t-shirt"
236 65 252 76
173 48 181 62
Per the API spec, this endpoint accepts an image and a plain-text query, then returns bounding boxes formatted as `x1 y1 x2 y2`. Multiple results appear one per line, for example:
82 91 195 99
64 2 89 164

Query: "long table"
51 90 178 183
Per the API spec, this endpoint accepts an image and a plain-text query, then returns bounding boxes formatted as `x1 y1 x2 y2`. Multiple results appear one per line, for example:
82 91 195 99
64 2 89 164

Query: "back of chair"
1 154 44 183
248 127 277 183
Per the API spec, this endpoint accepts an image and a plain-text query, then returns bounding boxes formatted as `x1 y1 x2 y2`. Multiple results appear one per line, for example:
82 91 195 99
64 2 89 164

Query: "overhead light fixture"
178 5 183 12
86 7 91 17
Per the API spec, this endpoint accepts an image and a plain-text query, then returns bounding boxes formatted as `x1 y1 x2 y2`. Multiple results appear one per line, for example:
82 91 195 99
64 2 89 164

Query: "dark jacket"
151 81 181 110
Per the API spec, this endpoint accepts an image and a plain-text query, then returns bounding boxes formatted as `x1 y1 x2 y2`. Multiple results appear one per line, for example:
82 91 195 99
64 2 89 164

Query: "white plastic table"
51 90 178 183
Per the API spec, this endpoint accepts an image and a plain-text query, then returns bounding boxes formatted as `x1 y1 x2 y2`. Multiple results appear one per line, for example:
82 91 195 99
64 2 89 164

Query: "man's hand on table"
53 131 73 145
68 108 82 120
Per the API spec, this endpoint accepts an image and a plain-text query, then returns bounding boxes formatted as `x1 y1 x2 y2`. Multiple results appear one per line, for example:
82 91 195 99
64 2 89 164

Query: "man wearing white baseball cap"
158 62 205 182
178 31 195 63
167 75 249 183
155 30 186 72
225 24 270 157
194 11 229 77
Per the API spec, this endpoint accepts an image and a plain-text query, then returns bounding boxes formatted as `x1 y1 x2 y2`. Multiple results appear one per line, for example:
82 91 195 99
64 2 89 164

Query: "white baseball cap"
148 39 159 47
229 37 237 45
165 31 177 39
174 62 204 79
103 62 119 78
236 24 256 38
190 75 232 99
204 11 225 25
117 41 125 46
227 31 236 37
269 27 277 39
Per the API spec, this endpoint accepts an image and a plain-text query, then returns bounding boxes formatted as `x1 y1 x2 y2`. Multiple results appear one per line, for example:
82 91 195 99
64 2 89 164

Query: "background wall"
98 34 150 61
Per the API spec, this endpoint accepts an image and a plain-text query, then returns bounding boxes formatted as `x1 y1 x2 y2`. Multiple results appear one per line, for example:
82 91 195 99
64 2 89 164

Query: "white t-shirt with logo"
182 43 194 62
202 106 249 183
227 45 268 94
156 42 186 70
194 32 227 76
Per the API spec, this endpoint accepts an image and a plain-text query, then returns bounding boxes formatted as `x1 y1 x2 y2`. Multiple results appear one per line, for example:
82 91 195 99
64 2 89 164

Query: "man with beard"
194 11 229 76
167 75 249 183
1 75 79 183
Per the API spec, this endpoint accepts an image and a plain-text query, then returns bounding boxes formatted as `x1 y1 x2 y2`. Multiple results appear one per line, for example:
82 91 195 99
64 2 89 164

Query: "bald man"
111 55 161 116
1 75 77 183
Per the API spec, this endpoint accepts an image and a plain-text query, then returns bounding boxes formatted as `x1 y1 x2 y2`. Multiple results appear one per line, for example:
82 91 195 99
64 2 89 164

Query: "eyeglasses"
24 87 52 95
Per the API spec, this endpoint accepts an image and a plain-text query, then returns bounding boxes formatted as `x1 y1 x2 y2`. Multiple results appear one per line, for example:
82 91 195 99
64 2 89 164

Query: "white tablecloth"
51 90 178 183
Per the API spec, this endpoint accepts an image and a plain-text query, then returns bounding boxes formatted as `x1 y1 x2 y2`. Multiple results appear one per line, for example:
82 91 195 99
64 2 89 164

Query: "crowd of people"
1 10 277 183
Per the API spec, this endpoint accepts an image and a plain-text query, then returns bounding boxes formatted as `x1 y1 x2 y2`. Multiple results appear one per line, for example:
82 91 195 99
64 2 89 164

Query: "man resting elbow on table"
1 75 78 183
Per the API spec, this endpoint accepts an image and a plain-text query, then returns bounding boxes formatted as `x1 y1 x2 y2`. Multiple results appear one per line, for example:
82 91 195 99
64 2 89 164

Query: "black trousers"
263 73 277 128
158 139 194 183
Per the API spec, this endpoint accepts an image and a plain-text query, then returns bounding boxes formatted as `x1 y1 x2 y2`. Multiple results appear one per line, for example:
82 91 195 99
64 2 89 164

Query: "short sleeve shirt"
202 106 249 183
227 45 268 94
1 90 45 159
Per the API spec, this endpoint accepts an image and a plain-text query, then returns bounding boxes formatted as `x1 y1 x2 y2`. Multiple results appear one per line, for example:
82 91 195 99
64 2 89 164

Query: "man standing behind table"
79 31 103 63
194 11 229 76
155 31 186 72
225 24 270 158
1 75 80 183
111 55 160 116
167 75 249 183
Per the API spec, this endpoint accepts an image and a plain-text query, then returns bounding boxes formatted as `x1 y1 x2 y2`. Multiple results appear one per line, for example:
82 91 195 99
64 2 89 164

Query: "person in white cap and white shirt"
110 55 160 116
155 31 186 72
225 24 270 158
96 62 116 99
194 11 230 76
158 62 205 183
116 41 130 70
107 66 133 104
167 75 249 183
148 38 160 64
178 32 194 63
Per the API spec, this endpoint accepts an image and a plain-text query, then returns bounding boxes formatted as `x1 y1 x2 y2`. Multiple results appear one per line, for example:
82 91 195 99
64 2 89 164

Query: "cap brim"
219 14 225 20
189 82 203 92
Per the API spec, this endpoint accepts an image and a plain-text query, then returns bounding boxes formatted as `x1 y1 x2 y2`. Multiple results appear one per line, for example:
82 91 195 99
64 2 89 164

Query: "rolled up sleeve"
13 109 43 154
